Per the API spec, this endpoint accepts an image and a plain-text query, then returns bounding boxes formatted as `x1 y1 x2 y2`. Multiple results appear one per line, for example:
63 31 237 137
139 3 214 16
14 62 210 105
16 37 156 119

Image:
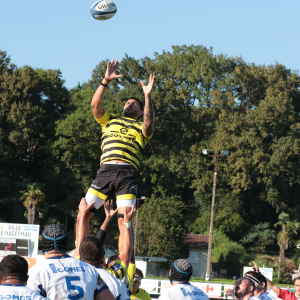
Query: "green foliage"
211 230 246 277
1 44 300 256
240 223 276 253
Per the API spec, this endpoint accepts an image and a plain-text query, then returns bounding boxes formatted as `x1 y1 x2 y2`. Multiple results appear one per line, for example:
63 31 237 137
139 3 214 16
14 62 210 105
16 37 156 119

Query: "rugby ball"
90 0 117 21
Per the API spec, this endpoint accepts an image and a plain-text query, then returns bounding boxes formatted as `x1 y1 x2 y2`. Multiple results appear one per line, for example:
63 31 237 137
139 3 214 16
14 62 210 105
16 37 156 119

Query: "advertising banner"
140 279 159 294
160 281 222 298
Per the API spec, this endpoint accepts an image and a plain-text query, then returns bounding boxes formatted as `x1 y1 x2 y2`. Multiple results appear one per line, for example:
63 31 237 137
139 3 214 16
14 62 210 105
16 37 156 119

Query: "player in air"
0 255 49 300
27 224 115 300
158 259 209 300
84 58 155 248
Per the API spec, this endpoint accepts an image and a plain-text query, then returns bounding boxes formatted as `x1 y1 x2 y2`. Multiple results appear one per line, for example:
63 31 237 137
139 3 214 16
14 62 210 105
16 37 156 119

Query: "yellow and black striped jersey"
95 111 152 170
131 288 151 300
105 259 128 281
128 263 136 292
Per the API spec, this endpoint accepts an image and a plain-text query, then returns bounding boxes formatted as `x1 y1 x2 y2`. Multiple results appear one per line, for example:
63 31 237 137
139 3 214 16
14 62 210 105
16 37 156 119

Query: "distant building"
184 234 214 278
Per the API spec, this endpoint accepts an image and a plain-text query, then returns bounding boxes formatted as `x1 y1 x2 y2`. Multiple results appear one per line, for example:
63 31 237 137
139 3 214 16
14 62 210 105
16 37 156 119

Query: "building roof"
184 234 214 249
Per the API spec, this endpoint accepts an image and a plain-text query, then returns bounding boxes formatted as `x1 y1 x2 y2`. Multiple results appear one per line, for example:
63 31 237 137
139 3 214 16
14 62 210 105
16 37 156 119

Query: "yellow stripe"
88 188 108 200
116 194 136 200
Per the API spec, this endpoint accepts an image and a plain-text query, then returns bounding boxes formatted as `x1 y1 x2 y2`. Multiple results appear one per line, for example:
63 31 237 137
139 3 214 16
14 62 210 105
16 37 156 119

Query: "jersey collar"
47 255 70 260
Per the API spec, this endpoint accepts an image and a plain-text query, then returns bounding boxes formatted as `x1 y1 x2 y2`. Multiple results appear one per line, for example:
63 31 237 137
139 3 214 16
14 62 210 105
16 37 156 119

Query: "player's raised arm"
73 198 95 258
95 199 118 244
140 74 155 137
91 59 123 119
253 261 280 296
119 205 136 267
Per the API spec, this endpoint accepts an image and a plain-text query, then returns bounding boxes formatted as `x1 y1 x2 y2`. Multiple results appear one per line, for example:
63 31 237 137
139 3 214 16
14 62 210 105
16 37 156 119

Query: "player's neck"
45 250 68 259
1 279 25 286
172 281 186 286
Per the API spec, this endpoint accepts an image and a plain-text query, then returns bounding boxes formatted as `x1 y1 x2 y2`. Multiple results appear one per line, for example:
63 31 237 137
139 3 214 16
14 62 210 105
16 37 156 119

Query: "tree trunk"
278 245 285 279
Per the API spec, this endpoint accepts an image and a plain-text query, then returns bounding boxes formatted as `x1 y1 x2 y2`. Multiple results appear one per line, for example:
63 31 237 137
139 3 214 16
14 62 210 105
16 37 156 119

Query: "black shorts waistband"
100 163 136 170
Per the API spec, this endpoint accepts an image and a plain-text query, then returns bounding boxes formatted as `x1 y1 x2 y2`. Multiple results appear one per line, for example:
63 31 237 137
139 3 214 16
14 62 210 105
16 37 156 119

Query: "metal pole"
205 155 219 281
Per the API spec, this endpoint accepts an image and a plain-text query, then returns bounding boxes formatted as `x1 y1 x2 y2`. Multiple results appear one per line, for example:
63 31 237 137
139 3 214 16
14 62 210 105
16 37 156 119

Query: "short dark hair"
0 255 28 282
294 277 300 284
245 271 262 288
79 236 104 263
126 97 143 110
107 254 119 266
42 224 67 253
257 273 267 287
135 268 144 279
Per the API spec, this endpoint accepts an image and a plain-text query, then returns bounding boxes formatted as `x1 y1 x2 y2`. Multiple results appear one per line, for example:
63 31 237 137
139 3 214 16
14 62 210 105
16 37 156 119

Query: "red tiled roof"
184 234 214 249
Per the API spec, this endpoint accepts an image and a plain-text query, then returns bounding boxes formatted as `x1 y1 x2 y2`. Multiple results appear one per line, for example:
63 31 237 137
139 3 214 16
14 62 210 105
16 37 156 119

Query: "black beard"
123 110 138 119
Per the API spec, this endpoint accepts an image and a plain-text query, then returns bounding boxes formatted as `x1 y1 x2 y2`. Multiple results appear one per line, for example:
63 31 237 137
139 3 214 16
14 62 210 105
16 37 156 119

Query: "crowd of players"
1 196 300 300
0 197 210 300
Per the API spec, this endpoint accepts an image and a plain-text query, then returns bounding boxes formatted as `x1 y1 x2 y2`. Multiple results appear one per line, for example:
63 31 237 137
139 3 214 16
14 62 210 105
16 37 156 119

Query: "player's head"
235 277 255 299
169 259 193 284
42 224 67 253
132 268 144 295
257 273 267 292
244 271 262 291
0 255 28 284
294 277 300 297
79 236 104 266
106 254 119 268
123 97 143 120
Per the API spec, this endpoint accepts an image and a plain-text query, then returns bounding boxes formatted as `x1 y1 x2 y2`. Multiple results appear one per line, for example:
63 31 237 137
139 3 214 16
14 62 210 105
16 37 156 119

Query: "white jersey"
266 292 278 300
0 284 50 300
27 255 108 300
158 283 209 300
259 293 275 300
95 267 130 300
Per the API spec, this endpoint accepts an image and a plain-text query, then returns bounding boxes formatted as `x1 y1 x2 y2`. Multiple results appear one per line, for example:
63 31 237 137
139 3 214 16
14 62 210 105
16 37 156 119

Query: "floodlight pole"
205 154 225 281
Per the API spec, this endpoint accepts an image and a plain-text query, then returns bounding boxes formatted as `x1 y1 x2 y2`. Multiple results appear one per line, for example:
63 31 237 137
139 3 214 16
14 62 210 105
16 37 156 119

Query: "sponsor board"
140 279 159 294
160 280 222 298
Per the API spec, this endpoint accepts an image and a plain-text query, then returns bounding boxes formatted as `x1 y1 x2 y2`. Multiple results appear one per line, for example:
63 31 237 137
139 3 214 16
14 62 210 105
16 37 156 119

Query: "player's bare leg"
118 206 133 253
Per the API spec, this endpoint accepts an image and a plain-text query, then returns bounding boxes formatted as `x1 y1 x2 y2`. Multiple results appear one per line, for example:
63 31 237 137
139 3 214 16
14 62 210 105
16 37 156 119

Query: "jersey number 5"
66 276 84 300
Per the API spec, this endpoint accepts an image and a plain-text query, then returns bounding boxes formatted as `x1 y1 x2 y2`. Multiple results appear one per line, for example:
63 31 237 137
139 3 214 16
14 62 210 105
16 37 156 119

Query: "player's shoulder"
259 293 274 300
249 296 261 300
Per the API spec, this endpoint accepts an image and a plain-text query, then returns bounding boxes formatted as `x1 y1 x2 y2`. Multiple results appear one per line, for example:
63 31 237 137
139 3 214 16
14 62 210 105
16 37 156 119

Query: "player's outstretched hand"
124 205 136 223
78 198 96 217
104 199 118 219
105 59 123 81
140 74 155 97
253 261 260 273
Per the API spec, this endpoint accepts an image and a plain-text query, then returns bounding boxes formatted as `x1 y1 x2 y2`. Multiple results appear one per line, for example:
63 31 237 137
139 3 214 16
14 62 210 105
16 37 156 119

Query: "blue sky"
1 0 299 89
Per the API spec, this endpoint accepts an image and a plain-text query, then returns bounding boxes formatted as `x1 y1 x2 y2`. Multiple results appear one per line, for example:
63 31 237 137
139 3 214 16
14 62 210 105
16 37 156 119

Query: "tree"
20 183 47 225
239 223 276 253
274 212 299 279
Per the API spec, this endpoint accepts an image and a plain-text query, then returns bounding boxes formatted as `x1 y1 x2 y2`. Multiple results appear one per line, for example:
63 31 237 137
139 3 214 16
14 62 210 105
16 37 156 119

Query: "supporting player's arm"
119 205 136 267
253 261 280 296
94 288 115 300
140 74 155 137
91 59 123 119
95 199 118 244
73 198 95 258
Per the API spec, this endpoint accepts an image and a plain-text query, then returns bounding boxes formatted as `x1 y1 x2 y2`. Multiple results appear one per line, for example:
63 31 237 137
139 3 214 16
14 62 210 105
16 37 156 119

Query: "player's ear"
0 274 2 284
